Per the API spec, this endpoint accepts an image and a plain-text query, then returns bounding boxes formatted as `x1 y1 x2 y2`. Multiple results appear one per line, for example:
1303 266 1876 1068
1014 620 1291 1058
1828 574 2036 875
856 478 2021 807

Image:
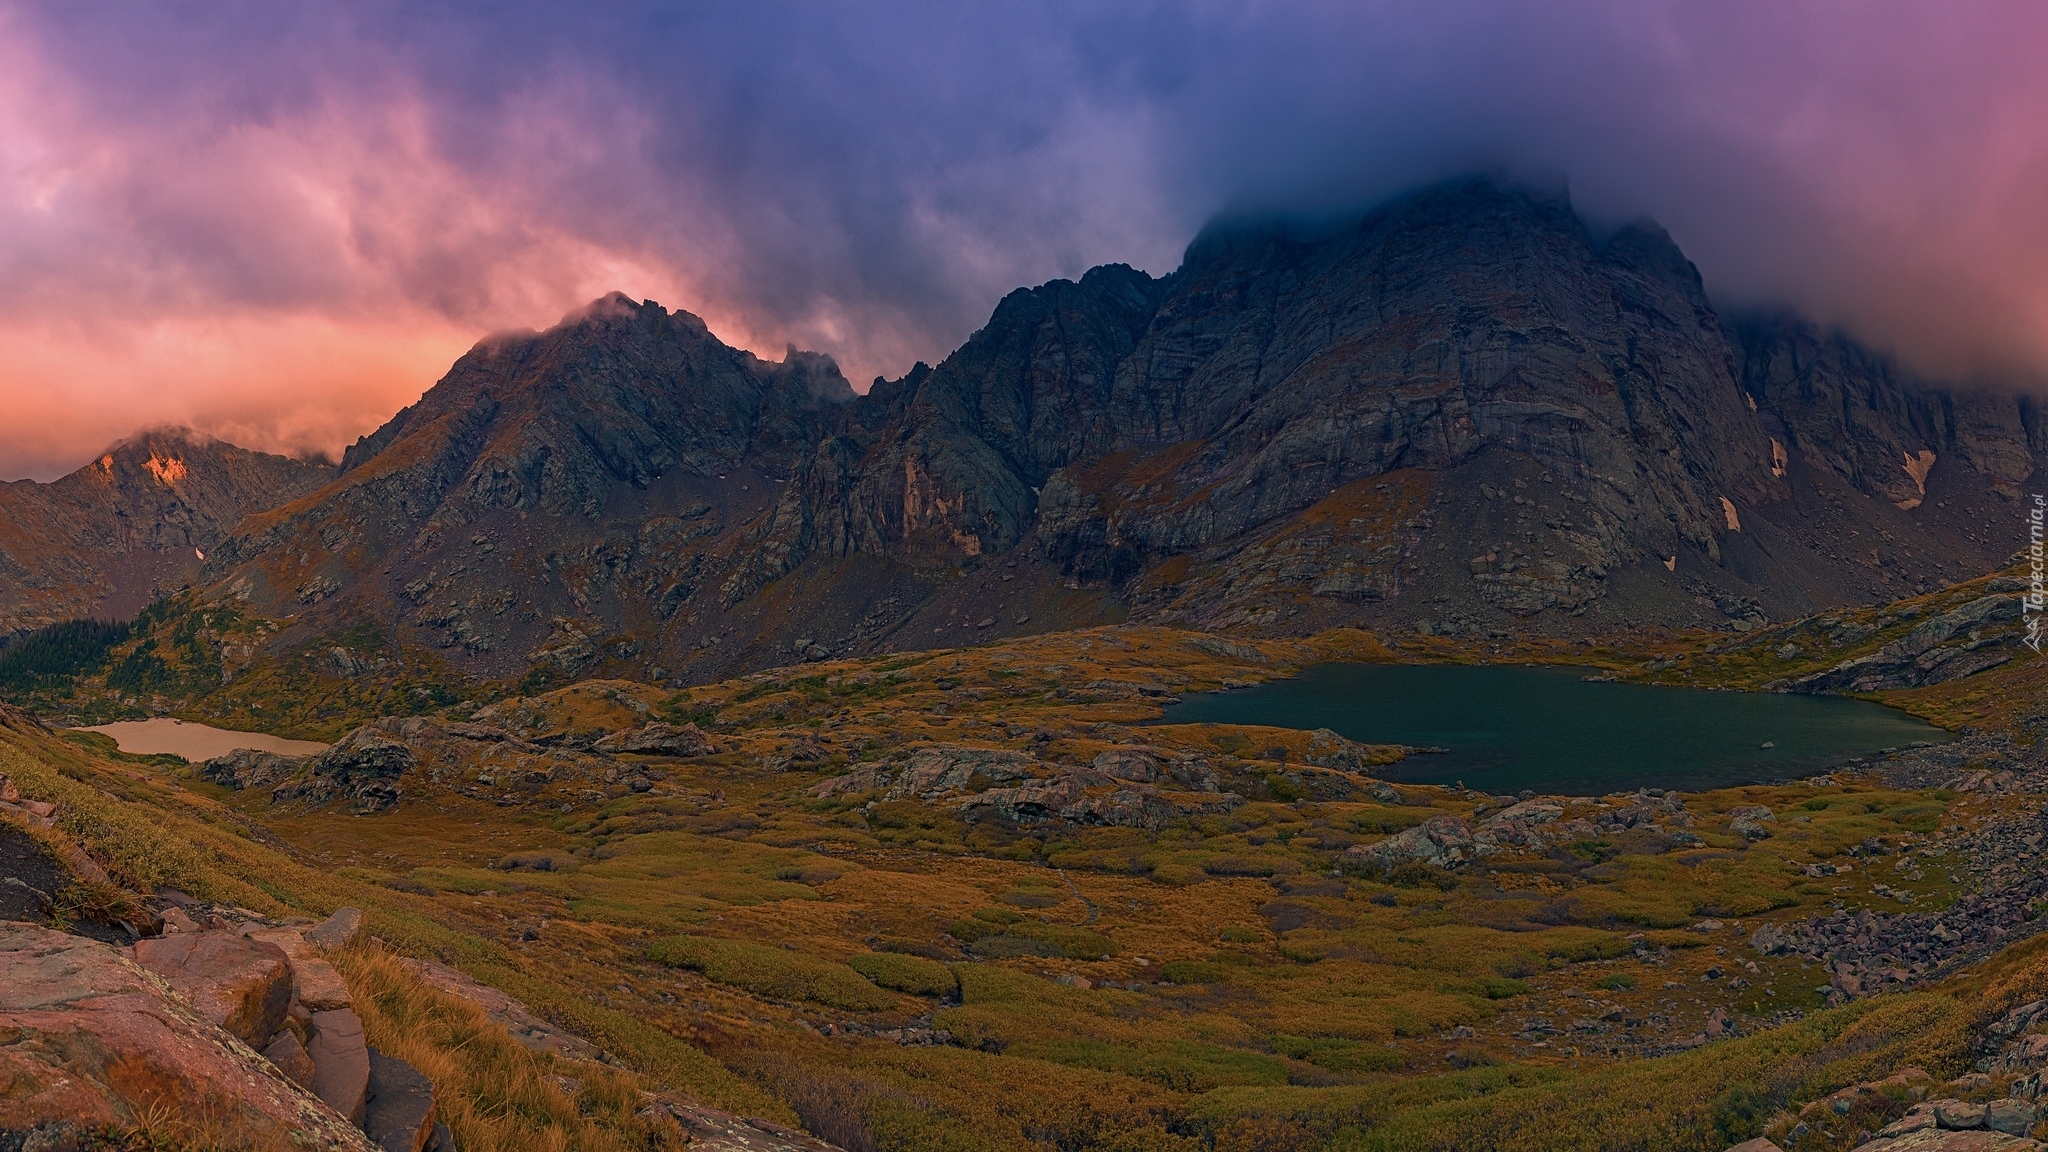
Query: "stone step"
245 926 354 1011
308 1008 372 1125
365 1048 439 1152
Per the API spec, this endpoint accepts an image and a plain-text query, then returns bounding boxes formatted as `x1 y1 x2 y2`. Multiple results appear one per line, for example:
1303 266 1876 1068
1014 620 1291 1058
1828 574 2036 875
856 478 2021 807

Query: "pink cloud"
2 1 2046 479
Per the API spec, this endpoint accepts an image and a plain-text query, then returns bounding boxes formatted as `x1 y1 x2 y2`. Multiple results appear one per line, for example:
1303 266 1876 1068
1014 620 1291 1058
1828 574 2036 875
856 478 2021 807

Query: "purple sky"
3 1 2045 479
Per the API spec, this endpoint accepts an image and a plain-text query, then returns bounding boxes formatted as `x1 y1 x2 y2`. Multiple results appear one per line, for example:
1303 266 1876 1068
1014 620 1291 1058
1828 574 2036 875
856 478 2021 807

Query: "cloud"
1 1 2044 479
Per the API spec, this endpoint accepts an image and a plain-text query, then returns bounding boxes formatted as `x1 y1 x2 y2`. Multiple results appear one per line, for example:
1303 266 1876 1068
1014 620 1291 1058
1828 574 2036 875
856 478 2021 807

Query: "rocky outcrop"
129 930 294 1046
809 743 1250 830
272 727 419 811
254 715 680 812
1348 815 1496 871
1790 594 2024 692
591 721 711 756
0 922 376 1148
202 746 308 790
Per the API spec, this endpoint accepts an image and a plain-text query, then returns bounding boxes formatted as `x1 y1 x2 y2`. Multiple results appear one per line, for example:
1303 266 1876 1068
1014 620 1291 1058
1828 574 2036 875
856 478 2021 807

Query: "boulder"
1348 815 1495 871
246 926 354 1010
639 1095 848 1151
278 728 418 810
1487 800 1564 827
263 1029 319 1089
202 747 308 790
130 930 293 1047
591 721 710 757
364 1047 439 1152
1852 1129 2043 1150
307 907 367 952
0 923 374 1148
1092 748 1163 783
307 1008 372 1125
1744 918 1794 955
1985 1100 2039 1136
1935 1101 1987 1130
1728 805 1776 840
1724 1140 1784 1152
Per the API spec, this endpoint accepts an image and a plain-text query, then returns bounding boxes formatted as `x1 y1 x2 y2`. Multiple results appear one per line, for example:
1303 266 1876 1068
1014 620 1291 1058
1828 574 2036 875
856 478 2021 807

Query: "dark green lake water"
1156 663 1951 795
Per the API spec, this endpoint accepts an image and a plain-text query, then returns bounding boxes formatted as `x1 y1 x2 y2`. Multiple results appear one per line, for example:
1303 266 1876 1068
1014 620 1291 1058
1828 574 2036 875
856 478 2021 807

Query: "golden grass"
4 597 2042 1151
339 943 667 1152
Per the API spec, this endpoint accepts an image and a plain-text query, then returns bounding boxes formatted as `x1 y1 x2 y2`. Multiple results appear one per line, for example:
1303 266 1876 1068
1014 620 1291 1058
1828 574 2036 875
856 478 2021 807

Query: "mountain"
0 430 333 639
199 296 861 678
16 177 2044 683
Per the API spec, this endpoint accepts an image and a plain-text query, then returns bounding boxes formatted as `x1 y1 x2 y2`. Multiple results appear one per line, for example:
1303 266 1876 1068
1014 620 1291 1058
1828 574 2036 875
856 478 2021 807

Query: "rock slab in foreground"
246 924 355 1010
0 923 375 1149
365 1047 439 1152
129 929 293 1046
309 1008 373 1125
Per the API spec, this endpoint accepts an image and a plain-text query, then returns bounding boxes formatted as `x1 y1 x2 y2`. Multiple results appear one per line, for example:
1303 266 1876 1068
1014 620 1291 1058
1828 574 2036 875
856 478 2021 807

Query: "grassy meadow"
5 598 2042 1150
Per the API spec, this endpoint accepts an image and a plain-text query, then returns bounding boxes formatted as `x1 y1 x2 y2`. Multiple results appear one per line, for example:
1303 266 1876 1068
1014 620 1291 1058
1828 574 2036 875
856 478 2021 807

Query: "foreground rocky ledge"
0 920 378 1149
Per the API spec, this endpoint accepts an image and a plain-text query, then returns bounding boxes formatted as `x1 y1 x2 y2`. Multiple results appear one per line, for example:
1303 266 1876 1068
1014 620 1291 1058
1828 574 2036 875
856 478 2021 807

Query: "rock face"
0 428 333 639
13 177 2038 686
592 721 711 756
1789 594 2024 693
0 922 375 1149
128 930 294 1046
275 729 420 811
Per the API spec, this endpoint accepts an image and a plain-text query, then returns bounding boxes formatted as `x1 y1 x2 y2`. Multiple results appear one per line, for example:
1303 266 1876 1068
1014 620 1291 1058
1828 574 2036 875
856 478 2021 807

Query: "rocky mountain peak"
6 175 2037 680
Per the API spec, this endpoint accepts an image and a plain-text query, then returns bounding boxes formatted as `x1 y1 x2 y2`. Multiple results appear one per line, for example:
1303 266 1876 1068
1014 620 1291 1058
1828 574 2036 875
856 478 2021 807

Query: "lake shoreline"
1157 661 1953 795
72 718 330 762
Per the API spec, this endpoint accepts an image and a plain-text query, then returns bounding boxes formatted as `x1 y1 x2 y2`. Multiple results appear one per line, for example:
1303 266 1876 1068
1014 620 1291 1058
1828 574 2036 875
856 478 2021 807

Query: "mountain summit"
8 178 2041 682
0 429 332 634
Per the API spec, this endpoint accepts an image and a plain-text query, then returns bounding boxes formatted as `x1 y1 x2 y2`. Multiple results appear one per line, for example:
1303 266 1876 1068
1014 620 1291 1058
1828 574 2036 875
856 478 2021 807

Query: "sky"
2 1 2046 480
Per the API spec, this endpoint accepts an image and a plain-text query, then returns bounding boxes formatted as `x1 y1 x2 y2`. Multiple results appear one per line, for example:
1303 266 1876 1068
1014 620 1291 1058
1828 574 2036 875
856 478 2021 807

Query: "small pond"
1156 663 1951 795
75 719 330 762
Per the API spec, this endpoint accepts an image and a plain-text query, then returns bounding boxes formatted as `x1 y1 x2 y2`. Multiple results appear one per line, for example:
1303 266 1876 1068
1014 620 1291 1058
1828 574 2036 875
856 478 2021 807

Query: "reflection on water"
75 718 329 762
1157 663 1951 795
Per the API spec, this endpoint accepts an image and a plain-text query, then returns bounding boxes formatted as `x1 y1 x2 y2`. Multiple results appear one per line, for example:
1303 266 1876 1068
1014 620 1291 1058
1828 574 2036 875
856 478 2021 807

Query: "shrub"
1386 862 1457 890
1161 960 1231 985
946 917 996 943
1270 1035 1408 1075
1482 977 1531 999
1002 922 1118 960
647 936 894 1011
1595 973 1639 991
848 953 957 997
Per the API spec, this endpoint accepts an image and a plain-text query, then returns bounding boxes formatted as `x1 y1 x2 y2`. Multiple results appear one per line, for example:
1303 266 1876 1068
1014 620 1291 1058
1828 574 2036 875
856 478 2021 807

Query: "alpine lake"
1157 662 1952 795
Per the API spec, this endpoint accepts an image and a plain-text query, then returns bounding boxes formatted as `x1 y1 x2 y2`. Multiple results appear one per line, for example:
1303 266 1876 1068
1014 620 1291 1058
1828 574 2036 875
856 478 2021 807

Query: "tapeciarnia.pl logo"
2026 493 2044 653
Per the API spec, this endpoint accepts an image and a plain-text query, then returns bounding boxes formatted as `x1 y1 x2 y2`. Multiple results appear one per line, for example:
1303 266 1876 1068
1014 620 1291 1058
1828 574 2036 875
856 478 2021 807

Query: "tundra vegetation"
0 564 2041 1150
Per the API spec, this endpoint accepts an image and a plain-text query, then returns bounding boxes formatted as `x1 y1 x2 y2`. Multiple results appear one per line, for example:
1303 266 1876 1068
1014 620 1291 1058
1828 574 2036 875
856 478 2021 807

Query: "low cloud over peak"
3 1 2045 479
